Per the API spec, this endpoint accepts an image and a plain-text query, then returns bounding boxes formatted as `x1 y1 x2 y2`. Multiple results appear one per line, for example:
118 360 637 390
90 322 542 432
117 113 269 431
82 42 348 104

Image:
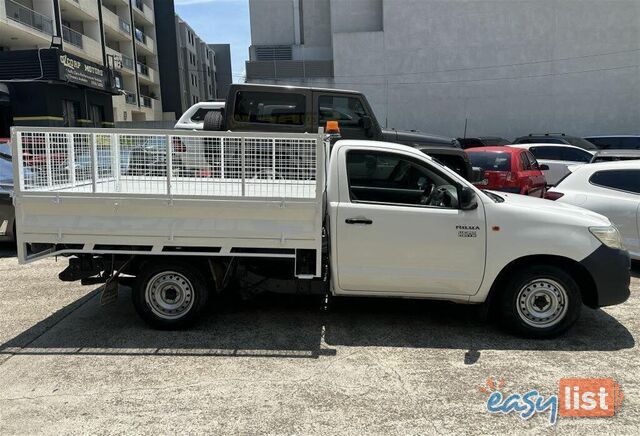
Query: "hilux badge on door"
457 225 480 238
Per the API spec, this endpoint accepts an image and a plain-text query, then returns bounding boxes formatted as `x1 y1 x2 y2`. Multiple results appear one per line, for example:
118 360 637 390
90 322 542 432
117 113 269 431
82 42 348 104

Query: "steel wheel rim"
145 271 195 320
516 278 568 328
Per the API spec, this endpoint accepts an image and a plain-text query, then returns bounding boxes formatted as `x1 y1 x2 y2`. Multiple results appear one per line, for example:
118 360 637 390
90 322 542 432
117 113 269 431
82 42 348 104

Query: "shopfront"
0 49 120 136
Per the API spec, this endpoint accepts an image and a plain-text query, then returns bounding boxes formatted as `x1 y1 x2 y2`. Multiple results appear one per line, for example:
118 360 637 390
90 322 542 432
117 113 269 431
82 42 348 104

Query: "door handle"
345 218 373 225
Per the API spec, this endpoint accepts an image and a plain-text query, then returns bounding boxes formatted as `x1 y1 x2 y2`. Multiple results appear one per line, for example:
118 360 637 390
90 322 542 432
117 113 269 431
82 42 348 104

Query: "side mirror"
361 116 373 137
539 164 549 171
471 166 485 183
459 186 478 211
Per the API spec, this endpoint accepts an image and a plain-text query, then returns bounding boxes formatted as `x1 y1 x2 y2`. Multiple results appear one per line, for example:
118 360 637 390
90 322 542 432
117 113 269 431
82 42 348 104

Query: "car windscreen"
467 152 511 171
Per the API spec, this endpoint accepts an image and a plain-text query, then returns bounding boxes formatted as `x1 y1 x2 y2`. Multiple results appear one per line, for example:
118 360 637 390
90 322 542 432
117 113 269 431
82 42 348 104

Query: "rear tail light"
544 191 564 201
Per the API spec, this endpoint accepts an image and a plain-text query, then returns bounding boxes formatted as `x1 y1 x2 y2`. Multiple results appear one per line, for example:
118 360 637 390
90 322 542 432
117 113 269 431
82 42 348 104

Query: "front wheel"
498 265 582 338
132 261 210 329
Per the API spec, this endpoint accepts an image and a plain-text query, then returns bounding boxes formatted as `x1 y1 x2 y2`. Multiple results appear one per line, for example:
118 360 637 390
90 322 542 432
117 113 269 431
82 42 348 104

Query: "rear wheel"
132 261 210 329
498 265 582 338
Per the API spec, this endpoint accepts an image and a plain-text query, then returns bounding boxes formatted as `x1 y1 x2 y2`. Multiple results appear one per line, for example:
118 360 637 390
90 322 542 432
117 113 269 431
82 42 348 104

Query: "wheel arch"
487 254 598 311
129 255 228 293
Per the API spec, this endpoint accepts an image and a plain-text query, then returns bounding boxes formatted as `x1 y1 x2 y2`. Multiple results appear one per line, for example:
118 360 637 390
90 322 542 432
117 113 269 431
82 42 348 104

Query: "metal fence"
13 128 322 200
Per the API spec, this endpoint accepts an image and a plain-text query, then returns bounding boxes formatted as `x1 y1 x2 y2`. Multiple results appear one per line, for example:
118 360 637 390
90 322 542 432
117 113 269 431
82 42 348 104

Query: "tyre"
132 261 211 329
498 265 582 338
203 110 224 131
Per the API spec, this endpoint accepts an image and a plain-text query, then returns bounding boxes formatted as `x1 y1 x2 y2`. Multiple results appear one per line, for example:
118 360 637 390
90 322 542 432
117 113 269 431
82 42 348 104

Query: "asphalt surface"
0 244 638 435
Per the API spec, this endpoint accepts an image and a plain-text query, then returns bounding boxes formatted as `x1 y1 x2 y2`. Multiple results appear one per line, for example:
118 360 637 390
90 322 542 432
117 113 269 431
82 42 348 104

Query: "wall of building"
249 0 640 140
208 44 233 99
249 0 296 46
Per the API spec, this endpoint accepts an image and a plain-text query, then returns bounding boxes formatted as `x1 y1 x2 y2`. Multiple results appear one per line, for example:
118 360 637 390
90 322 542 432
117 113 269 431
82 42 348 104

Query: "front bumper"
580 245 631 307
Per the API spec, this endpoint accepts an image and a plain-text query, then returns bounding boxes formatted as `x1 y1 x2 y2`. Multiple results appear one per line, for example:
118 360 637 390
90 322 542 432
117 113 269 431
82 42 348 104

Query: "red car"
466 146 548 197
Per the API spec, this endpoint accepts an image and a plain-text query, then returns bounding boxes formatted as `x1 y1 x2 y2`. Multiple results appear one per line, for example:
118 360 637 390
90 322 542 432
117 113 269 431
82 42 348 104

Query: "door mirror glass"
460 186 478 210
539 164 550 171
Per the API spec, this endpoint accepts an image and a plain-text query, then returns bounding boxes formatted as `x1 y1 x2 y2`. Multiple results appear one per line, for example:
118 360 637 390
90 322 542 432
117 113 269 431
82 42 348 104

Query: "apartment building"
154 1 218 120
0 0 163 135
246 0 640 139
208 43 232 99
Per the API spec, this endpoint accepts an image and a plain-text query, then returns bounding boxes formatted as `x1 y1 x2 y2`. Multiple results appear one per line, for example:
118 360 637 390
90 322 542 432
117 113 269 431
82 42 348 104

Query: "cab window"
346 150 460 208
233 91 306 125
318 96 367 128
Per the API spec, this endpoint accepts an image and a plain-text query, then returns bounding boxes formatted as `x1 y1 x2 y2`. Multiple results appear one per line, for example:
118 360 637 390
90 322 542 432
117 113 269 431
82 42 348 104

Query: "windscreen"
467 152 511 171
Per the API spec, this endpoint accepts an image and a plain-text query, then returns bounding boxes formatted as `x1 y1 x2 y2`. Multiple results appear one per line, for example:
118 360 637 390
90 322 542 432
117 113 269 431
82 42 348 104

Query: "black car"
457 136 511 149
585 136 640 150
513 133 598 151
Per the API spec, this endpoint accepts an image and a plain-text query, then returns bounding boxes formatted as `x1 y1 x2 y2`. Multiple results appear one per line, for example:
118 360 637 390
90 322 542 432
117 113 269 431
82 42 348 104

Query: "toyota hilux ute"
10 127 631 338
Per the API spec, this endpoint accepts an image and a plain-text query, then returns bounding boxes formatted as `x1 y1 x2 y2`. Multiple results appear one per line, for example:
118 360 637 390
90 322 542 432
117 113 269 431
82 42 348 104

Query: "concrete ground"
0 244 638 435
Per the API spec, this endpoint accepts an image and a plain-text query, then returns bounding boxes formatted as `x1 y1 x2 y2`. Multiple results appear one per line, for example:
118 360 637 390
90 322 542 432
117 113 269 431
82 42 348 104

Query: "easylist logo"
481 377 624 425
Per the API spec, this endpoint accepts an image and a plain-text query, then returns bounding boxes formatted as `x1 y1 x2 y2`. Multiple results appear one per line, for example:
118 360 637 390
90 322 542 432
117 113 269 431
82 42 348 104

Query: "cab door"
332 146 487 296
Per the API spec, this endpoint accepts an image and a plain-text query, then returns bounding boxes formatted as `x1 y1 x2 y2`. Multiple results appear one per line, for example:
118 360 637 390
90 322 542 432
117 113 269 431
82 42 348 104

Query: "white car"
174 101 224 131
510 143 595 186
547 161 640 260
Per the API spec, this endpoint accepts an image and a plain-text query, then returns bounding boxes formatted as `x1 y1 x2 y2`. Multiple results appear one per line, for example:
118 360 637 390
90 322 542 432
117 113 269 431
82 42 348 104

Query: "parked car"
0 154 14 242
457 136 511 149
466 146 547 197
510 143 595 186
546 161 640 260
0 138 10 157
585 135 640 150
513 133 599 151
590 149 640 164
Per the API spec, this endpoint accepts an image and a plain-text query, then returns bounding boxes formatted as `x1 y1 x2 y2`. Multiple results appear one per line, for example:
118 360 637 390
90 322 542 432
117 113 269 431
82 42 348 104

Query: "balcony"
132 0 154 25
124 91 137 106
62 25 83 48
137 61 149 76
121 55 134 71
105 46 135 74
62 26 102 63
60 0 99 20
140 95 152 108
136 62 158 84
134 30 155 54
101 6 131 39
4 0 54 36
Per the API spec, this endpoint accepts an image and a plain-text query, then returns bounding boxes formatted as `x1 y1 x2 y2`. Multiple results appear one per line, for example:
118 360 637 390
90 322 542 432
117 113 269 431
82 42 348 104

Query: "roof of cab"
230 83 363 95
334 139 434 159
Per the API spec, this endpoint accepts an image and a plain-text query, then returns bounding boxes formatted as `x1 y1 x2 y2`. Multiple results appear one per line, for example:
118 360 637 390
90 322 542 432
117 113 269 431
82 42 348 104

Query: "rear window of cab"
467 152 512 171
233 91 306 125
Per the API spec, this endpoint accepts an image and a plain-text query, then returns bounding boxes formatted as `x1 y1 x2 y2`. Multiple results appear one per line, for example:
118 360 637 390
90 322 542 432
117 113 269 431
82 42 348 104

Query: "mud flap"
100 279 119 306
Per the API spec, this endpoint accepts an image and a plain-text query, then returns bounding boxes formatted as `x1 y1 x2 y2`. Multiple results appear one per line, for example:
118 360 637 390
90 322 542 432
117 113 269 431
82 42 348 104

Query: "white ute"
11 127 630 338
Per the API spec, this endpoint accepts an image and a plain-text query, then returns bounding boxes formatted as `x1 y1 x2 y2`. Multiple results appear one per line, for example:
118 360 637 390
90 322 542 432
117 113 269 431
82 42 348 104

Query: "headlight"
589 226 624 249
